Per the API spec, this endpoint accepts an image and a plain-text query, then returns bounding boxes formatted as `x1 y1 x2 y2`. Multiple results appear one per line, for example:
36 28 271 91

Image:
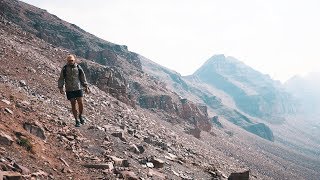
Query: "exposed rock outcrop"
139 95 177 114
244 123 274 141
80 61 135 106
179 99 211 132
139 95 212 132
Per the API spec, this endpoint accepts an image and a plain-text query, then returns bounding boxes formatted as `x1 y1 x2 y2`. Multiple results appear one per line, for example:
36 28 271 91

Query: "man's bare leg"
77 97 83 116
70 98 80 126
77 97 85 124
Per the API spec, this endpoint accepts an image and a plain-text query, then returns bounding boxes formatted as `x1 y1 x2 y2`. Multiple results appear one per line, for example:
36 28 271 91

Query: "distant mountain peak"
194 54 250 76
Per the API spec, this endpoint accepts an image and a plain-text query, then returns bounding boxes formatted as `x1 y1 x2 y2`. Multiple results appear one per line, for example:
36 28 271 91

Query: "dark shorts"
66 90 83 100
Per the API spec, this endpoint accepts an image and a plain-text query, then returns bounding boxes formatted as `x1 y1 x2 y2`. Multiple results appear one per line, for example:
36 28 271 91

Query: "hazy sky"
22 0 320 82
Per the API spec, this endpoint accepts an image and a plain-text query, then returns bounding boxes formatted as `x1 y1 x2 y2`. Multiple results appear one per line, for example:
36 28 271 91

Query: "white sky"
21 0 320 82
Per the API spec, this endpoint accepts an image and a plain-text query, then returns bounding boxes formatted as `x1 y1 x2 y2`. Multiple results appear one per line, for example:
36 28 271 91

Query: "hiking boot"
75 120 81 127
79 115 85 124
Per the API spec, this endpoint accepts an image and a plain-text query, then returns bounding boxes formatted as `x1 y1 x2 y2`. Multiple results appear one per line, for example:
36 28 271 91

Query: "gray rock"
129 144 145 154
151 158 165 168
111 131 126 142
146 162 154 168
83 162 113 170
1 99 11 105
228 170 250 180
13 163 30 175
4 108 13 115
108 156 129 167
1 171 22 180
19 80 27 87
23 122 46 140
0 131 14 145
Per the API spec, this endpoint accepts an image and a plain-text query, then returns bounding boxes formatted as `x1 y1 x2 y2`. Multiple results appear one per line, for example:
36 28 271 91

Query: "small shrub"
17 137 33 151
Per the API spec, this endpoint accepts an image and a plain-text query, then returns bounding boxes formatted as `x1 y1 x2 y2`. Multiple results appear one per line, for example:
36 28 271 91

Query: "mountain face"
193 54 297 122
1 0 320 179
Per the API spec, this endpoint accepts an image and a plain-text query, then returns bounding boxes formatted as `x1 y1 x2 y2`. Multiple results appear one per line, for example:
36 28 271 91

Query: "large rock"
108 156 129 167
80 62 135 106
139 95 177 114
244 123 274 141
83 162 113 170
0 131 13 145
111 131 127 142
186 127 201 139
228 170 250 180
178 99 212 132
151 158 165 168
211 116 223 128
23 122 46 140
1 171 22 180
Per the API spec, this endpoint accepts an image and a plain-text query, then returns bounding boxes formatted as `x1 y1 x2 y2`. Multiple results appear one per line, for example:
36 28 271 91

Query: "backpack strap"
77 64 83 78
63 65 67 79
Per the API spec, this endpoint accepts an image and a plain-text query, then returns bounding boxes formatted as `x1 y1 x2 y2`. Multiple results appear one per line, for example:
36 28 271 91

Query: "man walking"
58 55 90 127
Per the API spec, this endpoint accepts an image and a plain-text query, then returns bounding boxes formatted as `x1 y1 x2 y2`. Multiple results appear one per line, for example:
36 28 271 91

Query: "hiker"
58 54 90 127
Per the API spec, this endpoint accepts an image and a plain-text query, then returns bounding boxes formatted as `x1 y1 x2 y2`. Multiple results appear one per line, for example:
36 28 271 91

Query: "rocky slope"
0 0 320 179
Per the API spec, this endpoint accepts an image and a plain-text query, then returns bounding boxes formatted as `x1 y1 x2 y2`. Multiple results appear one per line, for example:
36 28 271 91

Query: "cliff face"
139 95 212 132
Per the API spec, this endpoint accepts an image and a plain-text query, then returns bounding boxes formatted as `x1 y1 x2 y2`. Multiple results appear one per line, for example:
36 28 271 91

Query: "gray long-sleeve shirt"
58 63 88 92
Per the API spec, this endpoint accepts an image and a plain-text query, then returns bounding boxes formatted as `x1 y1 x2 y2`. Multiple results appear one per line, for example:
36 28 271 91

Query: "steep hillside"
0 0 141 70
1 0 320 179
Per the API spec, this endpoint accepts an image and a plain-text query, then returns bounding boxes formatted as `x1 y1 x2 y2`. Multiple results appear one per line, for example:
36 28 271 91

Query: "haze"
21 0 320 82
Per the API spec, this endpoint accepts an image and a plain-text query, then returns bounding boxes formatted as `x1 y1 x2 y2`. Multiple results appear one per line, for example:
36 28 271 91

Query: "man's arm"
78 66 89 93
58 68 65 94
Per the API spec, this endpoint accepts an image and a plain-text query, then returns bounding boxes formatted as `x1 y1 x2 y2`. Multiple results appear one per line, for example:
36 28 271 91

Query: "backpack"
63 64 83 79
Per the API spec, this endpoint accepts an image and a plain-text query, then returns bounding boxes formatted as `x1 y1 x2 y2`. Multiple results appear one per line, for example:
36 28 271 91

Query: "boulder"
244 123 274 141
1 171 22 180
13 163 30 175
129 144 145 154
23 122 46 140
0 131 13 145
4 108 13 115
108 156 129 167
111 131 126 142
83 162 113 170
228 170 250 180
151 158 165 168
